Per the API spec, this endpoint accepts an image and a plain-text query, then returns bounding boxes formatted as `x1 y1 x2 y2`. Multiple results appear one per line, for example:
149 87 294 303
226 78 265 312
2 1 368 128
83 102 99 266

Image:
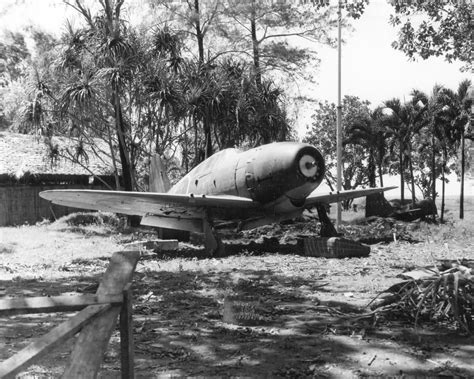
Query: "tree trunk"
106 117 121 190
204 118 212 158
368 149 376 187
113 90 140 227
408 148 416 204
431 132 436 201
250 4 262 88
194 0 205 64
440 149 447 222
193 113 200 167
399 148 405 202
377 163 384 187
155 105 164 154
112 91 133 192
184 116 189 173
460 132 465 219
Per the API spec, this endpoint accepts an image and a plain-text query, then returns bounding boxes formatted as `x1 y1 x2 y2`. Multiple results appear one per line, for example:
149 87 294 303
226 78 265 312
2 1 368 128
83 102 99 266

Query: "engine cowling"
235 142 325 204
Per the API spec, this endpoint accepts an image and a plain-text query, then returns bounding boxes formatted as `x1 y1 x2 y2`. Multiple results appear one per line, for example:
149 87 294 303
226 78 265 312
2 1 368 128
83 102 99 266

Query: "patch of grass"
61 212 121 227
49 211 125 236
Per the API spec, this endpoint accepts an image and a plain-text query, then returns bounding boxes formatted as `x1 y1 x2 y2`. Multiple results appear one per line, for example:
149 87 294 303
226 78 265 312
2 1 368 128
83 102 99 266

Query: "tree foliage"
383 93 428 203
219 0 368 83
304 95 375 207
2 0 292 192
304 77 471 219
389 0 472 71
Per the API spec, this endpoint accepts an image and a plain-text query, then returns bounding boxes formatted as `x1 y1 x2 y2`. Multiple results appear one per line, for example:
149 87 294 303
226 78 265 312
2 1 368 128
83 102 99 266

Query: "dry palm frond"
369 260 474 333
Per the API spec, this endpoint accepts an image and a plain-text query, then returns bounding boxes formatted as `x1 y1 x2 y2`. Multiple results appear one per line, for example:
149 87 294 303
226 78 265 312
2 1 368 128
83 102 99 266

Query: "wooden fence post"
63 250 140 378
120 283 134 379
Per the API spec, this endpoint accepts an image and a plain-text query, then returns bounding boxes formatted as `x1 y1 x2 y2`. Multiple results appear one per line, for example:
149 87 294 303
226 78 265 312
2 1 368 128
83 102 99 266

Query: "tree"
383 95 427 204
428 80 471 221
143 0 294 164
150 0 224 64
0 31 31 129
4 0 294 190
220 0 367 85
389 0 472 71
60 0 137 191
304 95 373 208
0 31 30 86
345 106 388 187
178 57 291 164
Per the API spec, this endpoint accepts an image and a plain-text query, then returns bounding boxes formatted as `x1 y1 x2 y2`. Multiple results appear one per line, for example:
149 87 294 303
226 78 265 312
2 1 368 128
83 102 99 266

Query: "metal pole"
336 0 342 229
460 130 464 219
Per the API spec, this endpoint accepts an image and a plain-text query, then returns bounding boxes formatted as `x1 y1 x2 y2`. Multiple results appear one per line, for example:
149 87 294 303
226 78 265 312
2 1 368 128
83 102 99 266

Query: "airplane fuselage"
169 142 325 218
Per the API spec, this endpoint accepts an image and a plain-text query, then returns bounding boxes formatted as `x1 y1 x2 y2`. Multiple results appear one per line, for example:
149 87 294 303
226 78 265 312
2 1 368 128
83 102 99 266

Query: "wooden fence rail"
0 250 140 379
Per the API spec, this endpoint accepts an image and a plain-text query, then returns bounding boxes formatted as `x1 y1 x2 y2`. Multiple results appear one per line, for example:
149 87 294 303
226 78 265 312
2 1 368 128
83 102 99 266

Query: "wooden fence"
0 250 140 378
0 184 108 226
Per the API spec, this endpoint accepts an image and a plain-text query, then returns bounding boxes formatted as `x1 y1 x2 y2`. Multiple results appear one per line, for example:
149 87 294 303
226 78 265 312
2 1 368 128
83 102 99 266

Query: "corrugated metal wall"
0 185 98 226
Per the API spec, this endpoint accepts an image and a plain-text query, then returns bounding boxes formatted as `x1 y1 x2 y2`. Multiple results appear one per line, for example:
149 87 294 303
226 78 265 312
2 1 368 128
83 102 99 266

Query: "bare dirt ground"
1 196 473 378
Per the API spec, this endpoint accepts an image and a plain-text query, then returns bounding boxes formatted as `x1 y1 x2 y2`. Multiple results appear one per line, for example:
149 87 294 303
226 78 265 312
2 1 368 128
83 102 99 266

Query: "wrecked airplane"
40 142 396 254
365 193 437 221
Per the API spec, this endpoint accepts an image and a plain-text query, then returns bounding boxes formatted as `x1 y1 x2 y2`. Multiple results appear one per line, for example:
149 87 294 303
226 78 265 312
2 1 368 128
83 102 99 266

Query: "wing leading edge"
304 186 397 207
39 189 256 216
40 186 396 217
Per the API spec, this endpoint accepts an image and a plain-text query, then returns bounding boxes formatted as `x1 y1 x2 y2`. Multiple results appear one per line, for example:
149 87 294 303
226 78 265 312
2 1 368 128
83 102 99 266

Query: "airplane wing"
39 189 257 216
304 186 397 207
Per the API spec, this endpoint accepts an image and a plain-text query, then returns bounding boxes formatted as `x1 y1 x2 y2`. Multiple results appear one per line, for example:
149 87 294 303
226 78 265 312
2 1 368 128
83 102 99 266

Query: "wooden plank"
124 239 179 251
0 294 123 316
120 284 134 379
302 237 370 258
0 304 110 379
63 250 140 378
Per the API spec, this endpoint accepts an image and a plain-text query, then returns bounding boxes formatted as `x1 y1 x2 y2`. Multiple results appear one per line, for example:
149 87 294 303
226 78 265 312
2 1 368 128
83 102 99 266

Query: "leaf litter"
0 205 474 377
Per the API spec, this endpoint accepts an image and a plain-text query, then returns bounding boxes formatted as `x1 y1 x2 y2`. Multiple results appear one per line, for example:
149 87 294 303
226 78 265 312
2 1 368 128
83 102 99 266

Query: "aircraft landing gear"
202 215 225 257
315 204 339 237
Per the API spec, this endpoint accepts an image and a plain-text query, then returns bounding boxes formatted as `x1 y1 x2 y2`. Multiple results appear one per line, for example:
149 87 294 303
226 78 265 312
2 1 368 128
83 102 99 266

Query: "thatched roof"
0 132 116 179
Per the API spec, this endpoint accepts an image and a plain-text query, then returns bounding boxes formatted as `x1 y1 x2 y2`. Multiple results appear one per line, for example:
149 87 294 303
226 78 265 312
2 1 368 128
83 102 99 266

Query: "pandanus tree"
178 57 291 166
59 0 136 191
142 27 186 156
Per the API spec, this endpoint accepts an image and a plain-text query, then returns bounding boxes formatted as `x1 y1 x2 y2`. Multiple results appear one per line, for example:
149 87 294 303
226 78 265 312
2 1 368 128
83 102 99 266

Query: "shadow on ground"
1 253 473 378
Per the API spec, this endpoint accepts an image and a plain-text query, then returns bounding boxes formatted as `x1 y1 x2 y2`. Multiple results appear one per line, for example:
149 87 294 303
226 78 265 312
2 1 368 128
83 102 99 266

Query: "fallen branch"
369 261 473 333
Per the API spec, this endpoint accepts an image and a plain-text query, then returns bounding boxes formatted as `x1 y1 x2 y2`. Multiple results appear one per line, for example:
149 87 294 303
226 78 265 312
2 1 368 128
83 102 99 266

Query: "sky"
315 0 469 108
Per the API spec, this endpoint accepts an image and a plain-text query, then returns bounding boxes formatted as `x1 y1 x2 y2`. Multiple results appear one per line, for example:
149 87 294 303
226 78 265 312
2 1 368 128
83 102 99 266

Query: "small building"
0 132 118 226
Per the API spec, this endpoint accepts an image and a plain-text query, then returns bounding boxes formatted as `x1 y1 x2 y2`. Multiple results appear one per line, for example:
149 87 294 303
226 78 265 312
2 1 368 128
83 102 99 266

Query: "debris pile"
370 260 474 333
342 217 419 244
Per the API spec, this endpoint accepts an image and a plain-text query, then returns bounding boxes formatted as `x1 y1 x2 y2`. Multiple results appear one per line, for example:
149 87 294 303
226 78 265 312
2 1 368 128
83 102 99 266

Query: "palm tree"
384 96 427 204
422 85 445 203
345 106 388 187
456 80 473 219
429 80 471 221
